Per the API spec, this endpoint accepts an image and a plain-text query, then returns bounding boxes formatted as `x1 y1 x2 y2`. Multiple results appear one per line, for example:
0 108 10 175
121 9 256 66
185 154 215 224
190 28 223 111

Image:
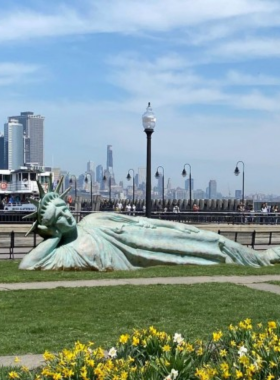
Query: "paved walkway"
1 274 280 369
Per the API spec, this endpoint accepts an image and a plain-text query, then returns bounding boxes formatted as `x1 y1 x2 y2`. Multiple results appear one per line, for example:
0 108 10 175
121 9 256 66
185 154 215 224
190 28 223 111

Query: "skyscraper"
184 178 194 191
106 145 113 171
4 119 24 169
87 160 95 182
96 165 103 184
8 112 44 165
0 133 4 169
138 167 146 185
209 180 217 199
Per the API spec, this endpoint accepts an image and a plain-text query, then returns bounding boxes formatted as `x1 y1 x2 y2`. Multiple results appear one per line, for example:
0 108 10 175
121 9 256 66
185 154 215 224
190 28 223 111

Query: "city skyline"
0 1 279 194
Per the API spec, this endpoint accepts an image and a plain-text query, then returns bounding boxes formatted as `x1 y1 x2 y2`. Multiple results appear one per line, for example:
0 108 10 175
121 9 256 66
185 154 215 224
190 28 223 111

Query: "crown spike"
60 186 71 199
25 221 38 237
22 211 38 220
55 176 64 194
37 181 45 199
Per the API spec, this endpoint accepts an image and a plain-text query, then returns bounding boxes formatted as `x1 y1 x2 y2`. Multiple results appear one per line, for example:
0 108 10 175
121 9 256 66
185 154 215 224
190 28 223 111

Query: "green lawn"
1 260 280 283
1 283 280 356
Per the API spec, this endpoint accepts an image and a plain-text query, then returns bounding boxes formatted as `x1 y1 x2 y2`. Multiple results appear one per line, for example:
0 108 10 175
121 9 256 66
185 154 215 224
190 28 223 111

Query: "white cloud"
0 0 279 43
0 62 41 86
225 71 280 86
210 38 280 59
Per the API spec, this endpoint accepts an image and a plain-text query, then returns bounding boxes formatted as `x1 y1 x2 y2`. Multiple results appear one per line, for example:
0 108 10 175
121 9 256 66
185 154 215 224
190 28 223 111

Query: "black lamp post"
85 172 93 210
103 174 112 203
182 163 192 210
142 102 156 218
234 161 245 205
155 166 164 209
126 169 135 205
69 175 77 199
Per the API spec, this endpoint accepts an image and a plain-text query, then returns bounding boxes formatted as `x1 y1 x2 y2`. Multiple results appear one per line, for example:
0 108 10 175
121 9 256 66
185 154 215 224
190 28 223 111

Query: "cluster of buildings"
1 110 279 205
0 112 44 170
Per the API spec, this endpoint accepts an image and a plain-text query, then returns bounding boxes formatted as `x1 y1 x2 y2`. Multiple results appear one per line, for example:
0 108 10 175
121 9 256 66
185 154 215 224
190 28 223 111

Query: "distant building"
107 145 113 171
209 180 217 199
4 119 24 169
194 189 205 199
96 164 104 189
235 190 242 199
87 160 95 182
184 178 194 191
0 133 4 169
138 167 146 185
8 112 44 166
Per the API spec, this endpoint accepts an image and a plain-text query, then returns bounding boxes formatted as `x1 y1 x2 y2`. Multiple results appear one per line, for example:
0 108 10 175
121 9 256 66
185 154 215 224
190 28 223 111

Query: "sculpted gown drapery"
19 212 280 271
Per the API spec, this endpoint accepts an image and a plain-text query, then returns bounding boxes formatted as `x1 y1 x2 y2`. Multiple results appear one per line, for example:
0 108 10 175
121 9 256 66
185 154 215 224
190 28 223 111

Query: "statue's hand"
37 224 62 240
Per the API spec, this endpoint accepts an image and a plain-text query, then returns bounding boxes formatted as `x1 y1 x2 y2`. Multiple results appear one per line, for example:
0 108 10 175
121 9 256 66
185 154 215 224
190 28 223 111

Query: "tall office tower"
4 119 24 169
96 165 103 184
138 167 146 185
167 178 172 191
235 190 242 199
0 133 4 169
157 173 163 193
209 180 217 199
135 174 139 188
87 160 95 182
8 112 44 165
184 178 194 191
106 145 113 171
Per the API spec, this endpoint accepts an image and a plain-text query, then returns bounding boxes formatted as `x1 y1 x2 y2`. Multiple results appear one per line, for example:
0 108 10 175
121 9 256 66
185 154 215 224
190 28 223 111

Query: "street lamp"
182 163 192 210
142 102 156 218
234 161 245 205
155 166 164 210
103 173 112 203
84 172 93 210
69 175 77 199
126 169 135 205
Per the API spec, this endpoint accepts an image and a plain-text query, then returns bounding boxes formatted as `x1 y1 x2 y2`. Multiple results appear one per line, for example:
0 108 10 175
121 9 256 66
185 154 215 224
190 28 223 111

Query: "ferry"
0 166 53 212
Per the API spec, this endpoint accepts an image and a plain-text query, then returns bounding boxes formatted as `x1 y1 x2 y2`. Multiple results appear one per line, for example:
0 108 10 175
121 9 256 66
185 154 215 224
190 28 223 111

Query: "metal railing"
0 210 279 225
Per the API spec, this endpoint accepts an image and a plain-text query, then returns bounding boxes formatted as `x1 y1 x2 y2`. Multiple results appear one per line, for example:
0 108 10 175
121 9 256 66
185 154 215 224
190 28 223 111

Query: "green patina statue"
19 178 280 270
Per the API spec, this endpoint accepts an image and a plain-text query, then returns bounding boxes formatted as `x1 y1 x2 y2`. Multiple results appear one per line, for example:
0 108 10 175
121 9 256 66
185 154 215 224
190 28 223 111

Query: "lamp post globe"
182 163 192 210
234 161 245 206
155 166 164 210
126 169 135 206
142 103 156 218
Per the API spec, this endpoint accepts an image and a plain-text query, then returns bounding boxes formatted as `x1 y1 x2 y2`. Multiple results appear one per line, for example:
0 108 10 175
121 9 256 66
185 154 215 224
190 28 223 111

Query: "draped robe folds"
19 212 280 270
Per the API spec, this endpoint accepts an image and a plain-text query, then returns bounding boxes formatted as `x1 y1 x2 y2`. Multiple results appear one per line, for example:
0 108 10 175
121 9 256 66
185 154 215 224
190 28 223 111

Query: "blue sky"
0 0 280 196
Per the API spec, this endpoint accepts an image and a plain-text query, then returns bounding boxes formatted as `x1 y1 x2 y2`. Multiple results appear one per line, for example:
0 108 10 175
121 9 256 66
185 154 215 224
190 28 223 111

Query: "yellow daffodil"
119 334 130 344
52 373 62 380
268 321 277 329
235 369 243 378
132 336 140 346
213 330 223 342
43 351 55 361
163 344 171 352
219 349 227 357
8 372 20 379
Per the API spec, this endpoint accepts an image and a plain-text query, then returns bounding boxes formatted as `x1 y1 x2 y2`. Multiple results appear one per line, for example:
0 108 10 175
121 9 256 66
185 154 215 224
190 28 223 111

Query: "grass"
1 283 280 356
1 260 280 283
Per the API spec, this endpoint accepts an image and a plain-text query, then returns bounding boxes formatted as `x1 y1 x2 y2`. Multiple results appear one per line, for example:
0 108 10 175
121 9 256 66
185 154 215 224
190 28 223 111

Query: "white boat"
0 166 53 212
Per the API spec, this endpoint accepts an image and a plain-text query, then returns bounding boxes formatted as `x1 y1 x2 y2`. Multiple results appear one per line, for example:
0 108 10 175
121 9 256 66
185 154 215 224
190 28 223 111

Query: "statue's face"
53 198 76 233
41 197 76 234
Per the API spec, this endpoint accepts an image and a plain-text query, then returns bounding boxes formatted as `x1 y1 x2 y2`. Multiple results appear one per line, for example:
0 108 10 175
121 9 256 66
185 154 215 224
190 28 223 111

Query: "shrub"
6 319 280 379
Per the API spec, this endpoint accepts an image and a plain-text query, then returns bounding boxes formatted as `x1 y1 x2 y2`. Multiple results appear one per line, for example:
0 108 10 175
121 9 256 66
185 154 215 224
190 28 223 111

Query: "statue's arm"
19 227 62 270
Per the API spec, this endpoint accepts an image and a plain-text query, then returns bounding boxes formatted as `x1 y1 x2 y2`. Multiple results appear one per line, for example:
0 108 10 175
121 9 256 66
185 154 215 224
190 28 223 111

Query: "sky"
0 0 280 196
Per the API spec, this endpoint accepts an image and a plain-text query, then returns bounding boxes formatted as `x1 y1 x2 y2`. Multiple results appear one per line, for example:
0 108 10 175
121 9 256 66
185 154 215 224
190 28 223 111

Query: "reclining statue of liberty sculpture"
19 178 280 270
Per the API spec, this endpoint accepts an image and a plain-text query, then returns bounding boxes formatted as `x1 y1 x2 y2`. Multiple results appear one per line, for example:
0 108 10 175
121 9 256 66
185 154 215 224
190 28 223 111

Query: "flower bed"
7 319 280 379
